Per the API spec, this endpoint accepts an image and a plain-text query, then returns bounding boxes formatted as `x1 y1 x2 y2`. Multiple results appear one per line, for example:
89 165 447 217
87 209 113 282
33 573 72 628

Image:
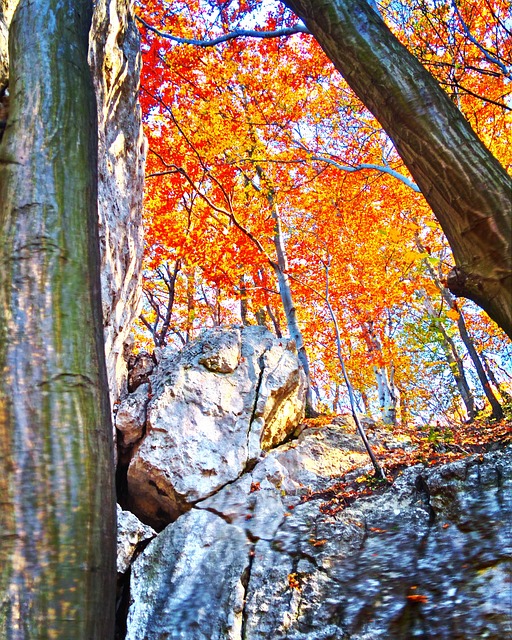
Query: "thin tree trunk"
480 352 512 405
416 236 503 419
374 366 398 426
363 323 398 425
324 262 385 479
284 0 512 338
271 201 316 415
0 1 115 637
240 274 249 325
455 313 503 419
422 293 477 421
186 269 196 343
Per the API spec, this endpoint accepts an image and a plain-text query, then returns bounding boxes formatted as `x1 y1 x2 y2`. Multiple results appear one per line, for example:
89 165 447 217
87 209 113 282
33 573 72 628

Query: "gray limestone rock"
117 504 156 574
127 326 307 528
126 509 251 640
124 422 511 640
242 447 512 639
89 0 145 407
116 382 150 448
197 423 369 541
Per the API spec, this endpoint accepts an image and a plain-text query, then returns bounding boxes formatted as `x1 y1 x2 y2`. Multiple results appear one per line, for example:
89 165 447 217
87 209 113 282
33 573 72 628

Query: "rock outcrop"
117 328 510 639
0 1 17 90
89 0 145 406
117 505 156 575
119 326 308 528
241 448 511 639
126 509 250 640
124 426 511 639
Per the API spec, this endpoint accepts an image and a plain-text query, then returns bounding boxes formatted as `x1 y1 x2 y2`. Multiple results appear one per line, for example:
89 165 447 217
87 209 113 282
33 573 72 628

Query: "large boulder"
126 509 250 640
126 326 307 528
117 504 155 575
243 446 511 639
125 442 511 639
196 421 370 541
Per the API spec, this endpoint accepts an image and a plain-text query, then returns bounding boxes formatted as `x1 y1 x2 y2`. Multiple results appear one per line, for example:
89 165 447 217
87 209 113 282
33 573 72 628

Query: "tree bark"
455 312 503 419
284 0 512 338
271 201 316 415
0 1 115 637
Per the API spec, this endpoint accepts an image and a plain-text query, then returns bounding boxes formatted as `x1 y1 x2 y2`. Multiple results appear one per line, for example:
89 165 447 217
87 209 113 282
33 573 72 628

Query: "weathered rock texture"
89 0 145 406
0 1 17 90
125 439 511 640
126 509 250 640
116 382 150 449
124 326 307 528
117 504 156 575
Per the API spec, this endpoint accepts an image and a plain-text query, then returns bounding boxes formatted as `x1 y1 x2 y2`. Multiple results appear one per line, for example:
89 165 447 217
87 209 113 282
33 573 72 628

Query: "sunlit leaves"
135 0 511 423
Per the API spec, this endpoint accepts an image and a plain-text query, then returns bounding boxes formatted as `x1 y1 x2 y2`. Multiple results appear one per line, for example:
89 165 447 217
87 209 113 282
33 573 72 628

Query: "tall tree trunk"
374 365 398 426
324 269 385 479
363 323 398 425
186 268 196 343
271 201 316 415
284 0 512 338
239 274 250 325
0 1 115 637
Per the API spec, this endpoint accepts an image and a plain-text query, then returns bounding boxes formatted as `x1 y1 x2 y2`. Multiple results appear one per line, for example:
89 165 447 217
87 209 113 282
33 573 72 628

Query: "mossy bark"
0 1 115 637
284 0 512 339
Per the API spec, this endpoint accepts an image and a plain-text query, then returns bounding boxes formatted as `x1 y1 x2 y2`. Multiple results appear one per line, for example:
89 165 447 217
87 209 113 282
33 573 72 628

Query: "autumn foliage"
134 0 511 426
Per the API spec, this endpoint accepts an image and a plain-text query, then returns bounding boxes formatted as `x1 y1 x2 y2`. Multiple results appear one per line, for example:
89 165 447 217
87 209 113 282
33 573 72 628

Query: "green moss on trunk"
0 1 116 637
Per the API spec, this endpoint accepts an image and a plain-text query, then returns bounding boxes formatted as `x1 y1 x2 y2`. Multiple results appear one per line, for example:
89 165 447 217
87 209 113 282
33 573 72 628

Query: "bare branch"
136 14 310 47
450 0 512 81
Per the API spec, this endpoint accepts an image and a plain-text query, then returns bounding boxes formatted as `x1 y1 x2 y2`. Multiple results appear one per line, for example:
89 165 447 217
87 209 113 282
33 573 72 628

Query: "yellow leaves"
288 573 305 591
386 228 403 243
403 249 427 263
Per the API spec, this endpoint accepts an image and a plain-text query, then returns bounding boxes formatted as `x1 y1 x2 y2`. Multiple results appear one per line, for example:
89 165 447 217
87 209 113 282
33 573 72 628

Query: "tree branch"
136 15 309 47
450 0 512 81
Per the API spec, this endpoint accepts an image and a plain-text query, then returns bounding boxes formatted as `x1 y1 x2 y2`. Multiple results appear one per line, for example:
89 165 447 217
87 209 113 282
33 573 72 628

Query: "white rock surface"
125 448 512 640
126 509 250 640
127 326 307 527
117 504 155 574
89 0 145 407
0 1 18 89
116 383 150 448
197 424 369 541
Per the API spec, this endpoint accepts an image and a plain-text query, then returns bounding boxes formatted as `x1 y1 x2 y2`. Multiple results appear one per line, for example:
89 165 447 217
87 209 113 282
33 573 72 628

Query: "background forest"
134 0 512 427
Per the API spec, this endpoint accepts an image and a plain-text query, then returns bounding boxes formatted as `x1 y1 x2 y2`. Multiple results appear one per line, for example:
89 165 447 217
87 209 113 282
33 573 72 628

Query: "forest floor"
300 408 512 516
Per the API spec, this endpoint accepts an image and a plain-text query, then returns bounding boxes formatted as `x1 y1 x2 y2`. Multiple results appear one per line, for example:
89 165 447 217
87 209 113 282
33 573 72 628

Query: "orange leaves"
137 0 511 420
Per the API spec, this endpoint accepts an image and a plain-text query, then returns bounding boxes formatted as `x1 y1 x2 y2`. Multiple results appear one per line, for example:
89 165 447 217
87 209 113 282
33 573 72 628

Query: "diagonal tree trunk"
0 1 116 637
283 0 512 338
